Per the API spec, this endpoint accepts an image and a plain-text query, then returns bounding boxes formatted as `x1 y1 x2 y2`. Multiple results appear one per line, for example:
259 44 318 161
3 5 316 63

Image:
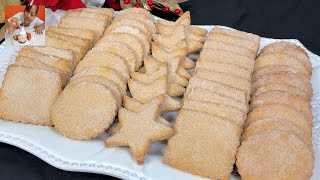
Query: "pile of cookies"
0 8 113 126
236 42 314 179
52 8 156 140
163 27 260 179
148 12 207 96
105 10 203 163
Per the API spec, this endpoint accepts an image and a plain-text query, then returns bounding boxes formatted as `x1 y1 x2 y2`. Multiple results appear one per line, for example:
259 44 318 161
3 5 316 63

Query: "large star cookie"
105 98 175 164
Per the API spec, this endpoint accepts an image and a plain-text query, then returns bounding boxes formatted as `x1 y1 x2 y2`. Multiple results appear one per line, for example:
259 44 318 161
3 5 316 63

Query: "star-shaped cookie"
105 98 175 164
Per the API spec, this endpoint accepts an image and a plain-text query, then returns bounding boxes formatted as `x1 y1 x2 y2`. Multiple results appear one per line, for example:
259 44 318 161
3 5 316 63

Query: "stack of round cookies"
52 8 155 140
237 42 314 179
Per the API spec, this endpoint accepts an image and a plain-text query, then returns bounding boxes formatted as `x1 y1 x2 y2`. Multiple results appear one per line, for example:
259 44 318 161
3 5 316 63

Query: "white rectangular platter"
0 9 319 180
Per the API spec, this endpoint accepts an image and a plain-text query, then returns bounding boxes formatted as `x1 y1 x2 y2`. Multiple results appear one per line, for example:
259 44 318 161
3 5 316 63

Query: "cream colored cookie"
74 51 130 79
199 50 254 71
105 98 174 164
182 57 196 70
188 40 204 53
113 15 156 34
93 41 138 72
188 77 247 104
260 42 311 72
107 25 150 57
236 131 313 180
47 25 94 47
0 65 64 126
23 46 75 69
68 75 122 108
73 66 127 94
128 77 167 103
15 57 71 82
66 10 111 21
118 8 154 20
251 72 313 97
105 19 152 40
249 90 313 121
212 27 260 43
252 65 310 82
164 109 241 180
242 118 312 147
122 96 172 126
152 42 188 61
209 32 257 51
254 52 310 76
128 77 181 112
185 87 247 113
17 49 73 74
52 82 117 140
182 99 245 125
247 104 312 133
59 16 108 43
251 83 310 100
98 32 144 67
74 8 114 17
196 59 251 80
152 25 187 48
144 56 162 74
167 58 189 87
153 40 188 52
45 34 85 64
194 68 251 93
203 40 257 59
168 83 186 97
129 64 167 84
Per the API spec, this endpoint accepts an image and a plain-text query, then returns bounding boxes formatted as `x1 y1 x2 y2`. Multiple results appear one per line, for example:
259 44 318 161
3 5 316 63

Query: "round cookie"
236 130 314 180
74 51 130 80
252 65 310 82
242 118 312 148
98 33 144 67
68 75 122 108
52 82 117 140
259 42 311 72
73 66 127 93
250 90 313 121
247 104 313 134
251 83 310 100
254 53 310 76
106 19 152 40
118 8 154 21
108 25 150 58
113 15 156 34
92 41 138 72
251 72 313 98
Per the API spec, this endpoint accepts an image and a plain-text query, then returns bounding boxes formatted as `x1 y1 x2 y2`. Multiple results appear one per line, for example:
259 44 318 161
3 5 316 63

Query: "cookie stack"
59 8 114 43
52 8 157 140
155 11 207 54
163 27 260 179
0 8 113 126
144 11 207 97
236 42 314 179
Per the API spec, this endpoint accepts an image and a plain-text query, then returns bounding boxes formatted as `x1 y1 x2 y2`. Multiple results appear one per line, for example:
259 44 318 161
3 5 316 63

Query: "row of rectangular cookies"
0 8 112 126
52 8 155 140
163 27 261 179
236 42 314 180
